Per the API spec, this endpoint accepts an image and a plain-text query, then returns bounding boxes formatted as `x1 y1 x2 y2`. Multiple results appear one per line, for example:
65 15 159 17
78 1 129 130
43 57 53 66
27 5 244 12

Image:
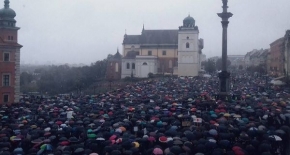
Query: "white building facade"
135 56 158 78
178 16 203 77
120 15 204 78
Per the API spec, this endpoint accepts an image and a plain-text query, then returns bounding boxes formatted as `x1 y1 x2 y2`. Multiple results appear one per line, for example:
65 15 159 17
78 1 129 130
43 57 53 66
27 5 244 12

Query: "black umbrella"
68 137 79 143
170 145 183 154
74 147 84 154
218 140 231 149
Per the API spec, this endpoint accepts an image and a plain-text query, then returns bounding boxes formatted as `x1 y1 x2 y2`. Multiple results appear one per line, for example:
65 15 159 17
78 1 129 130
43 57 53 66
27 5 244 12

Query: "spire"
4 0 9 8
142 24 145 34
117 47 119 53
124 29 127 38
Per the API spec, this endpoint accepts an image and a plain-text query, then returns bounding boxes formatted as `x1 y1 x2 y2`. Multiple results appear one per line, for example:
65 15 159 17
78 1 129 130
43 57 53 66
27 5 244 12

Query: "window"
148 51 152 56
7 36 13 40
162 51 166 55
2 74 10 86
3 53 9 61
126 63 130 69
3 95 9 103
186 42 190 48
132 63 135 69
187 36 189 39
143 62 148 65
115 63 119 72
131 46 135 50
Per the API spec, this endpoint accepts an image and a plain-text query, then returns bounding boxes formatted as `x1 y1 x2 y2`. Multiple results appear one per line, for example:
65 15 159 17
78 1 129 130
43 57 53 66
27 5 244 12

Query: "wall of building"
14 49 20 103
284 31 290 79
269 38 284 76
106 60 122 80
0 29 18 42
0 48 16 104
178 30 199 52
178 29 200 77
139 48 178 58
178 63 199 77
135 56 157 78
123 44 140 56
121 59 136 78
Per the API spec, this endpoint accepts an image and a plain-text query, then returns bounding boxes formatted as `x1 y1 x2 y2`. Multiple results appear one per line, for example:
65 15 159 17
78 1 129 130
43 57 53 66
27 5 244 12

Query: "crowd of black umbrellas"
1 73 290 155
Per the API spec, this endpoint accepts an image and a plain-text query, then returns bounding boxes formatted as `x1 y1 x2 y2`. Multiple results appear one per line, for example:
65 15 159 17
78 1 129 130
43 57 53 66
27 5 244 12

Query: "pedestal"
218 71 230 100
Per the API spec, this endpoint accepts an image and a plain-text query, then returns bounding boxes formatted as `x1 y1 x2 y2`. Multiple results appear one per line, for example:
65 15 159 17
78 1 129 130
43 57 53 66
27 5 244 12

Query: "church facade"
106 15 204 79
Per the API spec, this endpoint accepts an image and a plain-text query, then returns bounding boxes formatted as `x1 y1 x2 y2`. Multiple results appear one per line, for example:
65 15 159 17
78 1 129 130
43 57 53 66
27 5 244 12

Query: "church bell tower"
177 15 203 77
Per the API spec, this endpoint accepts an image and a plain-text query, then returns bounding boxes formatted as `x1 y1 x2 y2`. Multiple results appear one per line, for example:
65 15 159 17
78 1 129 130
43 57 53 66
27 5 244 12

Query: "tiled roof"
123 30 178 45
123 35 140 44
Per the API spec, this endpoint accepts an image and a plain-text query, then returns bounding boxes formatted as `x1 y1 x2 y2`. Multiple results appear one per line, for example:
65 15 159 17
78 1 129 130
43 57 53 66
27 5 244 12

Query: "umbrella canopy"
268 135 282 141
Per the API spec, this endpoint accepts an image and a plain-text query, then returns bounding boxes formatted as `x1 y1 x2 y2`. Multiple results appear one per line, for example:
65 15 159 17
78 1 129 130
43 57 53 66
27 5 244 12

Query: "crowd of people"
1 72 290 155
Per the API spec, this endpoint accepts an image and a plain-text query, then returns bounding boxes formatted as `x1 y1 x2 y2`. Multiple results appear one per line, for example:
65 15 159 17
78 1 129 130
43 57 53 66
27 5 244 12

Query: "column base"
217 92 231 101
218 71 230 93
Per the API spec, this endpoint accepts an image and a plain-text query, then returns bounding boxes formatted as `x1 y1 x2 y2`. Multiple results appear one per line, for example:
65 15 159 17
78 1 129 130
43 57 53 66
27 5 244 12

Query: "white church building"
119 15 204 78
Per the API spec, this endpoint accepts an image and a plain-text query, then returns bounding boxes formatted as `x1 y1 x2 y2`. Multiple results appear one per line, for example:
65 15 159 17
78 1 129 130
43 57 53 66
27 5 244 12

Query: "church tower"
178 15 203 77
0 0 22 104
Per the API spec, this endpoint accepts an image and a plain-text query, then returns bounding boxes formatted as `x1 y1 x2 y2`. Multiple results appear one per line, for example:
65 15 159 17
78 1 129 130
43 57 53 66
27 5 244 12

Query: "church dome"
183 15 195 27
0 0 16 19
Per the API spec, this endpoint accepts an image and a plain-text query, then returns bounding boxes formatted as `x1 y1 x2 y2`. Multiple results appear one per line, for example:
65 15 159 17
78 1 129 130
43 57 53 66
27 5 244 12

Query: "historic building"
106 49 122 81
228 55 245 68
0 0 22 104
283 30 290 79
268 37 285 76
119 15 204 78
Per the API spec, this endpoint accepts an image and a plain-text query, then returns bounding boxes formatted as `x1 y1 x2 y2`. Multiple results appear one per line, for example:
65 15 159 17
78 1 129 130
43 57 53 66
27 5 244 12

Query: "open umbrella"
268 135 282 141
209 129 218 136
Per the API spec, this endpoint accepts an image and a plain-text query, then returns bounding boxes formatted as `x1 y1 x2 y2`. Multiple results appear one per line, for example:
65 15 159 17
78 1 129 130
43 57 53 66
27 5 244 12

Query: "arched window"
143 62 148 65
186 42 190 48
115 63 119 72
126 63 130 69
187 36 189 39
169 60 172 68
132 63 135 69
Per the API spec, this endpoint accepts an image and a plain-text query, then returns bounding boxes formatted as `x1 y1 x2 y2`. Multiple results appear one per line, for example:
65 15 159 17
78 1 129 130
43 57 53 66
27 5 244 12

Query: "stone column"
217 0 233 97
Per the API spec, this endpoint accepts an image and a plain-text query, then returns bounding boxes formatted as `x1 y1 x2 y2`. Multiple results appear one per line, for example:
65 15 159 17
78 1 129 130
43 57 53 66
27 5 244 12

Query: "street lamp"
217 0 233 99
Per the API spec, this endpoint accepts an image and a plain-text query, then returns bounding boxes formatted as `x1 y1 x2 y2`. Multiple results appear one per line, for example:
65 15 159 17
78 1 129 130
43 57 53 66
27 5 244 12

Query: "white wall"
121 59 136 78
178 30 199 52
177 29 200 77
135 56 157 78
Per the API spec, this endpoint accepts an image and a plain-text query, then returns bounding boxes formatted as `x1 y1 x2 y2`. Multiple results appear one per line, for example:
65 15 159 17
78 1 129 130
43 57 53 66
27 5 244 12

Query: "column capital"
217 12 233 20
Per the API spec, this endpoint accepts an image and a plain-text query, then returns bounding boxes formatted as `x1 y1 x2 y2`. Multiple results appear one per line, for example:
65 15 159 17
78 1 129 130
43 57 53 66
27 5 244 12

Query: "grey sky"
9 0 290 65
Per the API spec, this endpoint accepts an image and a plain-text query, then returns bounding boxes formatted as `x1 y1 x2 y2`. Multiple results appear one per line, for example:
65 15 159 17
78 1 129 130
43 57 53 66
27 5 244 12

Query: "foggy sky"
8 0 290 65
